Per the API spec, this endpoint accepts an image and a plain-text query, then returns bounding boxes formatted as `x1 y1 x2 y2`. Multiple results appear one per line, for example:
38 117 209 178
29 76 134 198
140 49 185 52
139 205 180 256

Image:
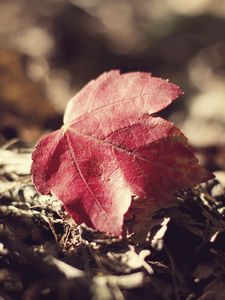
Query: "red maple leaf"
31 71 213 236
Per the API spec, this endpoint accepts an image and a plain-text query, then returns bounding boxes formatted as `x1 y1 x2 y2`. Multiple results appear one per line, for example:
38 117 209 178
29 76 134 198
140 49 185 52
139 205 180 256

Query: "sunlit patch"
110 168 133 213
61 123 70 134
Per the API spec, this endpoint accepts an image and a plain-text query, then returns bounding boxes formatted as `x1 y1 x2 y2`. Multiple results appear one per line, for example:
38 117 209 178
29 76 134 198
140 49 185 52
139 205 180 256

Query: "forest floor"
1 145 225 300
1 2 225 300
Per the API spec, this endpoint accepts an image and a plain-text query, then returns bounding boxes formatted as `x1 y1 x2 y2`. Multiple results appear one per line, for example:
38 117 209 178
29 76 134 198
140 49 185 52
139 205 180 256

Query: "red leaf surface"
31 71 213 236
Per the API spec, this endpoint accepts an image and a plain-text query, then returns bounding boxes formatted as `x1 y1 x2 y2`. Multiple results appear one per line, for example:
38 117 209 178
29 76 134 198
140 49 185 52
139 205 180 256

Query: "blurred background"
0 0 225 171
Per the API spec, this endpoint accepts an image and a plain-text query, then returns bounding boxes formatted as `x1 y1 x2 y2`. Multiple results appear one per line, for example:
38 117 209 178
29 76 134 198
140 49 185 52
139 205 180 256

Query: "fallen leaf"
31 70 213 236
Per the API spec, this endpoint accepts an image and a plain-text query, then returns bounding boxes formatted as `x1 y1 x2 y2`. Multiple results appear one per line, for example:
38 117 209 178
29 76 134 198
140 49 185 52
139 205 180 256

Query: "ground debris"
1 147 225 300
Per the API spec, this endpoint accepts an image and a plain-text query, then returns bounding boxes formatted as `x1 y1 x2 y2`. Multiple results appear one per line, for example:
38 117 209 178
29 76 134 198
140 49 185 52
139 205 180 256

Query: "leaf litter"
1 146 225 300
